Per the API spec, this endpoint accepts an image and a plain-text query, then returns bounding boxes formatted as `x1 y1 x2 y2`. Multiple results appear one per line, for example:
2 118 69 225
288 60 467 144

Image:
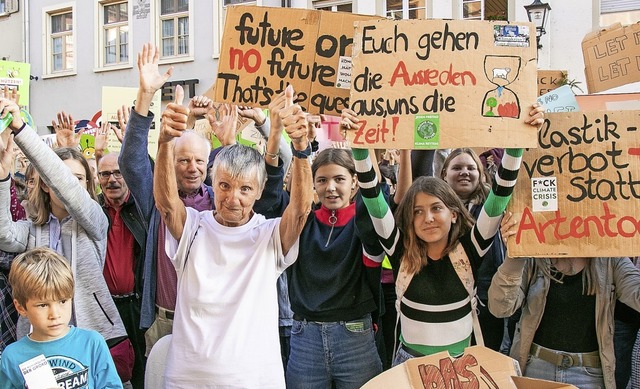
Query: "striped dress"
352 148 522 357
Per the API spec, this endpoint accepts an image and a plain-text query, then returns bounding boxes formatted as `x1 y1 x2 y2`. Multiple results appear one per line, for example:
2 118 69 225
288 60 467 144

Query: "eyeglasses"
98 170 123 179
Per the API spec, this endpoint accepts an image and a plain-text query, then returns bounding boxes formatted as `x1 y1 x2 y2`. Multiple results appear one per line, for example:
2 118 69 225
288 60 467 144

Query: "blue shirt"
0 326 122 389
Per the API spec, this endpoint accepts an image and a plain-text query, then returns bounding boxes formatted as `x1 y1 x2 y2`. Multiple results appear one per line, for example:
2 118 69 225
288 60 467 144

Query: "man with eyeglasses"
97 152 147 388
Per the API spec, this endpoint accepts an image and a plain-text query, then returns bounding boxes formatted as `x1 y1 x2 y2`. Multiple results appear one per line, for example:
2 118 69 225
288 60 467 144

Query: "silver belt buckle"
560 353 574 368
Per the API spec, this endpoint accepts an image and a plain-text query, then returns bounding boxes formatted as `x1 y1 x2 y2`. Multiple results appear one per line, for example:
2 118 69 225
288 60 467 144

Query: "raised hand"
52 111 83 148
279 85 308 151
206 103 238 146
237 106 266 127
268 91 287 134
188 96 213 117
1 85 19 104
159 85 188 144
138 43 173 95
113 105 130 143
187 95 213 129
95 122 109 158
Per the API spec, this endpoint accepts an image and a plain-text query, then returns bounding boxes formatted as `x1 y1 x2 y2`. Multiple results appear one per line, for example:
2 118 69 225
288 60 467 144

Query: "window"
100 1 130 67
462 0 482 19
159 0 190 58
47 9 74 74
461 0 507 21
314 0 353 12
601 0 640 26
213 0 255 58
0 1 5 14
385 0 427 20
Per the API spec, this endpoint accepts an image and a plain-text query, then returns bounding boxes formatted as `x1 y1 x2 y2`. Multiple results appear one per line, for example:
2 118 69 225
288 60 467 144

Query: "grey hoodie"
0 125 127 342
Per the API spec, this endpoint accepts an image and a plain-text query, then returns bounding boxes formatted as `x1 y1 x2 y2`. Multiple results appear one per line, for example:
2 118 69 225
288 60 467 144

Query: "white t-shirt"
163 208 299 388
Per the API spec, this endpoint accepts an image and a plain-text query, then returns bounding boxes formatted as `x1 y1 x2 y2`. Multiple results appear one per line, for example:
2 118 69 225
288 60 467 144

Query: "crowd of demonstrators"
0 40 638 389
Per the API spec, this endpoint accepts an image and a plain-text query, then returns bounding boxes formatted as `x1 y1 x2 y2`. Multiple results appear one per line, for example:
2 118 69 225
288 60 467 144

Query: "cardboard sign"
362 346 578 388
576 93 640 111
537 85 579 113
582 23 640 93
507 110 640 257
0 60 30 106
537 70 565 96
213 5 381 115
101 86 161 157
348 19 538 149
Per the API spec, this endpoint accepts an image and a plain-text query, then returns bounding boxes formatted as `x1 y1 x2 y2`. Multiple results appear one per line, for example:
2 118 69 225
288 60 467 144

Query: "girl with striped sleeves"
344 105 544 364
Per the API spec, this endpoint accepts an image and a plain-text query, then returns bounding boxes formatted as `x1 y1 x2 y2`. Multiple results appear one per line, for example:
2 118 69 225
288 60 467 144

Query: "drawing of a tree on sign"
482 55 521 119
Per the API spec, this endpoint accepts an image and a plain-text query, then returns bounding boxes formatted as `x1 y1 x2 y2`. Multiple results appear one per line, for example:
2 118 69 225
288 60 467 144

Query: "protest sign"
576 93 640 111
101 86 161 157
582 23 640 93
537 70 565 96
508 110 640 257
348 19 538 149
362 345 577 388
213 5 381 115
0 60 30 106
537 85 579 113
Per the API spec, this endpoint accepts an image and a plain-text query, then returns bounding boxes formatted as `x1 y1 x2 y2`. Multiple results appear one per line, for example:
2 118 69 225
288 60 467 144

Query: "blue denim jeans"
286 314 382 389
392 344 415 367
525 354 605 389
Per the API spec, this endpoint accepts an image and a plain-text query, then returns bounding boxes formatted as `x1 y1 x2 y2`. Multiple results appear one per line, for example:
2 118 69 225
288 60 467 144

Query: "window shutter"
601 0 640 14
6 0 19 13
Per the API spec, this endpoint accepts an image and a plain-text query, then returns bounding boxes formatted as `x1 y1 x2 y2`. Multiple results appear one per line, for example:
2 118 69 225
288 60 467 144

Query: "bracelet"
12 122 27 135
265 151 279 160
290 142 312 159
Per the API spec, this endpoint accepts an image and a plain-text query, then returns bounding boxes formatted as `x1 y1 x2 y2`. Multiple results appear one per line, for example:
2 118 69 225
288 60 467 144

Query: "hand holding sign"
159 84 188 144
279 85 308 151
524 103 545 127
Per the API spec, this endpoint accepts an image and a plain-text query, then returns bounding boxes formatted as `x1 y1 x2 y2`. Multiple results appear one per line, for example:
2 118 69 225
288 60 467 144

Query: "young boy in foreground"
0 247 122 388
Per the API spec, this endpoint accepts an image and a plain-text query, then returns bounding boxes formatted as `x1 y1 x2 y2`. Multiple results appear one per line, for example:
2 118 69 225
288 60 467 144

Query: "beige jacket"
488 256 640 389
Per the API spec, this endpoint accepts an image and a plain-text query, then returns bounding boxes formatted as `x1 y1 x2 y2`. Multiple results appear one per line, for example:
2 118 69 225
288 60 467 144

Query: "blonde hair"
534 258 599 296
9 247 74 307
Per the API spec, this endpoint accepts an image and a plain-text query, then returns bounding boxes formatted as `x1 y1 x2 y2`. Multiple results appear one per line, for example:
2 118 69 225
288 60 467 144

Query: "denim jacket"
488 256 640 389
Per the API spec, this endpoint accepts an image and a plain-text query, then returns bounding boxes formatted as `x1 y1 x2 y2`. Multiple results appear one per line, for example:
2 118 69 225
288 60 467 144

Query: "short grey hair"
210 144 267 193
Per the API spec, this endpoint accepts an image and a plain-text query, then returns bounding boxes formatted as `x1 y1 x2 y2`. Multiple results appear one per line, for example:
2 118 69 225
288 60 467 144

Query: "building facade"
0 0 638 129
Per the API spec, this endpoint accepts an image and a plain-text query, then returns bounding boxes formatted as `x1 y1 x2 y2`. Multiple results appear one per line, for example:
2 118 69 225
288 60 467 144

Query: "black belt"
155 305 175 320
111 293 138 302
400 343 424 358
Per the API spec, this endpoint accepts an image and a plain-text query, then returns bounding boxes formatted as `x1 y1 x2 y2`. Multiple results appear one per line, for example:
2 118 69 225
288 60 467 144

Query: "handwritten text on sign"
508 110 640 257
582 23 640 93
214 6 380 116
348 19 538 149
